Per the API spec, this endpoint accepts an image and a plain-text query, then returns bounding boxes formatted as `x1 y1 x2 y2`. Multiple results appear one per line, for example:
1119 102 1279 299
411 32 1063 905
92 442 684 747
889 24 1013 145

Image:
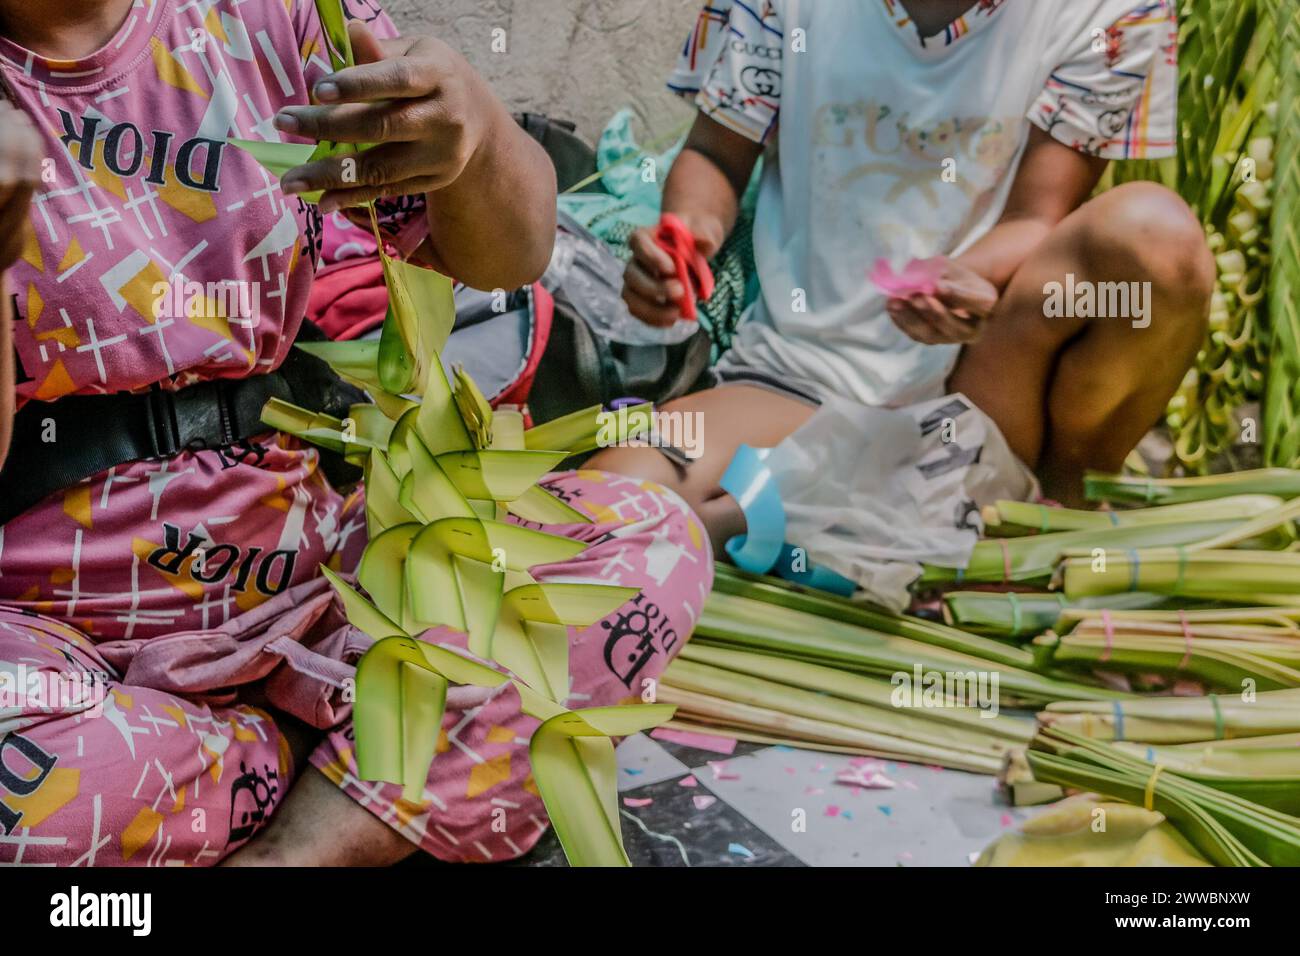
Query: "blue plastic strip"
718 444 787 575
718 445 857 596
775 543 857 597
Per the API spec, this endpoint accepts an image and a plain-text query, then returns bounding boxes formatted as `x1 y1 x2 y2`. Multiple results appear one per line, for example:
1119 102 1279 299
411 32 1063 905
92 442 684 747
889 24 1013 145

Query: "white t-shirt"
669 0 1178 407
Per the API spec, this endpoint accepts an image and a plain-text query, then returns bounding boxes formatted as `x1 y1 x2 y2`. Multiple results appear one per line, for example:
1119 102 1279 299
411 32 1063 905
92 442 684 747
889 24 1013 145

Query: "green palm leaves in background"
1110 0 1287 473
1263 0 1300 467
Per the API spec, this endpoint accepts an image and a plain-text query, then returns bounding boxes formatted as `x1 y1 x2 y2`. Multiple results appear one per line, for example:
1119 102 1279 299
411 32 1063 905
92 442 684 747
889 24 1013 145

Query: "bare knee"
1084 182 1215 326
586 445 696 504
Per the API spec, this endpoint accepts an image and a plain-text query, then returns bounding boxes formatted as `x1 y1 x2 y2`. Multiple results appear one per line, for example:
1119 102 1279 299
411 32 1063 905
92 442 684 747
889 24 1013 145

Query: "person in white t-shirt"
591 0 1214 548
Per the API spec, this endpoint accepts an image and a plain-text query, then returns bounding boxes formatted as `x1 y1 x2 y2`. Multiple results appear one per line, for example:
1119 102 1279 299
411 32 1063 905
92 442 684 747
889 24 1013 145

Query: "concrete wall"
385 0 698 146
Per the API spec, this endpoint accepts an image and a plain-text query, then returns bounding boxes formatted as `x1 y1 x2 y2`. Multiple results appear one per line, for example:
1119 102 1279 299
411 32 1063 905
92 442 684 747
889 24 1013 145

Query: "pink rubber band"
1178 609 1194 670
1100 609 1115 663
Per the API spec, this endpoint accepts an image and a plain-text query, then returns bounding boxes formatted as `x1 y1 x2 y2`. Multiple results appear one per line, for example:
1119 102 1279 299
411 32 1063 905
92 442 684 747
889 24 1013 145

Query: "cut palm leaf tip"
261 197 661 866
228 0 359 203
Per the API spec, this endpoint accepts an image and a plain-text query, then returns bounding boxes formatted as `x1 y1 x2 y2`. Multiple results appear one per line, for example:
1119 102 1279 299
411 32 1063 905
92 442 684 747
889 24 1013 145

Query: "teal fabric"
558 108 762 362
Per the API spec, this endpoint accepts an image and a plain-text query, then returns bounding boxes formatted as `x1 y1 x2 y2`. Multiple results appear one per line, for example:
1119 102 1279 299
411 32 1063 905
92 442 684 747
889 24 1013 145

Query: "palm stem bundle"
1116 734 1300 781
942 590 1173 639
1037 689 1300 743
1034 614 1300 691
698 580 1128 707
657 644 1034 774
712 563 1028 667
1085 467 1300 505
1027 726 1300 865
918 517 1257 587
1058 547 1300 605
981 495 1281 536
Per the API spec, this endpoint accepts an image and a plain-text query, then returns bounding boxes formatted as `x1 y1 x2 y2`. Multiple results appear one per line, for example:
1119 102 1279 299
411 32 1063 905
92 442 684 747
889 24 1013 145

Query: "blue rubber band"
1007 592 1022 637
1112 700 1126 741
1108 510 1120 527
1127 548 1141 592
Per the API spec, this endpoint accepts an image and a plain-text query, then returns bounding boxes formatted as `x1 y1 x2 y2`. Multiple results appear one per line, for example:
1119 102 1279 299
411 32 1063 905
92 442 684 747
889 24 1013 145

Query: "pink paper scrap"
869 257 947 298
707 760 741 781
623 797 654 808
651 727 738 755
836 765 896 790
677 775 699 788
693 795 718 811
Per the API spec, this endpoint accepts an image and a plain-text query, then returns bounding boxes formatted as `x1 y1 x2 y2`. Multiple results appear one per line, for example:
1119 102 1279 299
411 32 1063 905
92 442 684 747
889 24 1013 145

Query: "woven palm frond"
1121 0 1280 474
1263 0 1300 466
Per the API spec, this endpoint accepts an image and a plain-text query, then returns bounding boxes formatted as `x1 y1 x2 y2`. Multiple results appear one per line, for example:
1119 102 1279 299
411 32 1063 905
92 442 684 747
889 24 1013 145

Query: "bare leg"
950 182 1215 506
222 766 417 866
221 700 415 866
587 384 816 550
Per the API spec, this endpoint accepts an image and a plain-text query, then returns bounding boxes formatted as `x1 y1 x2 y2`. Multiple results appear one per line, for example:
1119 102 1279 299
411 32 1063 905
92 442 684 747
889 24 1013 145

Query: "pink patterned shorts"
0 462 711 865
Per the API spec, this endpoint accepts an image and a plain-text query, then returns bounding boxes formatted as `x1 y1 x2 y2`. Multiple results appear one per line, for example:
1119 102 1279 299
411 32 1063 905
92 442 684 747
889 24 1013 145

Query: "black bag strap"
0 345 364 526
512 112 602 194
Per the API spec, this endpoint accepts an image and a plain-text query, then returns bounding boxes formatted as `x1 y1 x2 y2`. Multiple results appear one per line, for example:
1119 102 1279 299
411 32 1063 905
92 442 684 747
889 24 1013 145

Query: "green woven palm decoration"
252 0 673 867
1106 0 1277 473
1263 0 1300 467
263 243 670 865
1120 0 1281 473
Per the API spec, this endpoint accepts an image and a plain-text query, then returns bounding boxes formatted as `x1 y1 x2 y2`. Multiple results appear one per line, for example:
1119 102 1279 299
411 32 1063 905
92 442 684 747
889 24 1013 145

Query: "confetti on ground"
878 805 893 817
804 786 825 796
707 760 741 781
621 768 644 776
677 774 698 788
651 727 738 755
825 805 841 817
728 842 755 859
899 850 913 862
623 797 654 808
900 779 919 791
841 810 854 820
693 795 718 811
967 851 981 865
1000 813 1014 828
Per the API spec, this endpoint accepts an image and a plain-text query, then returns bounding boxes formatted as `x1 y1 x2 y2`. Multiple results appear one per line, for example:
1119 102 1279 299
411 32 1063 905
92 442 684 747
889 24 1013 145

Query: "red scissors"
653 213 715 321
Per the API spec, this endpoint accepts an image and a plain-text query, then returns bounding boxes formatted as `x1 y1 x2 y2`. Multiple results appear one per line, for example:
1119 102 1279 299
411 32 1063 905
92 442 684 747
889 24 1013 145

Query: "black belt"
0 343 365 526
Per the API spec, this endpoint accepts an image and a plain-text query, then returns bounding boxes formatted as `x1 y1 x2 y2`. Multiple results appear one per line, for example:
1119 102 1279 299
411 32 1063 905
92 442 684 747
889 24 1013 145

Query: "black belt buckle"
149 381 231 457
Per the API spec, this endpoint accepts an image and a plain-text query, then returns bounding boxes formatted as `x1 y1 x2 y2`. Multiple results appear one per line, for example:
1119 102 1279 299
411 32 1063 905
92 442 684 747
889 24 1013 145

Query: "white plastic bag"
541 212 699 347
760 392 1037 610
